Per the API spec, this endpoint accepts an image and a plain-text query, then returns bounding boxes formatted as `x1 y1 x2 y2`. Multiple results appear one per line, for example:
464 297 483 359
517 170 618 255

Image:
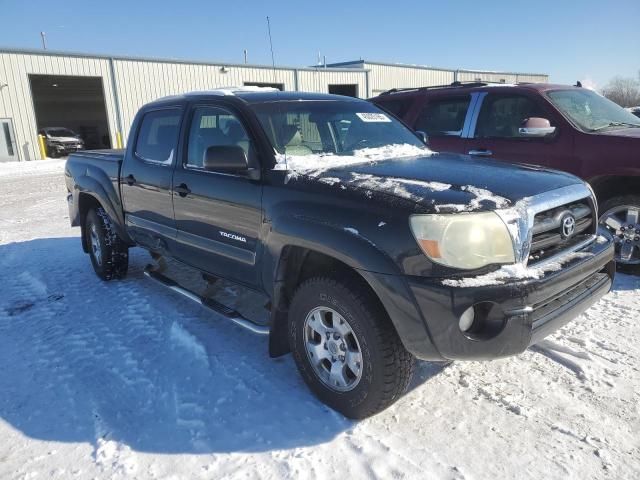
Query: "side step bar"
143 268 269 335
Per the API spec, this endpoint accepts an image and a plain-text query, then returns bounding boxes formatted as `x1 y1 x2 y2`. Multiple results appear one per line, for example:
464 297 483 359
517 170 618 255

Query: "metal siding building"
0 49 547 161
0 48 368 161
326 60 549 96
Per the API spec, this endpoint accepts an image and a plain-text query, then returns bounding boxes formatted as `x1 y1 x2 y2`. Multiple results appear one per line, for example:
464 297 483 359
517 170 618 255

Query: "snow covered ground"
0 160 638 480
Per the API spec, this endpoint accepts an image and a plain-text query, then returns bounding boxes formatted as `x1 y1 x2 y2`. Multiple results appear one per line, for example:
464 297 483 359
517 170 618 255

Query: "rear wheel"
289 276 414 419
85 207 129 280
599 195 640 274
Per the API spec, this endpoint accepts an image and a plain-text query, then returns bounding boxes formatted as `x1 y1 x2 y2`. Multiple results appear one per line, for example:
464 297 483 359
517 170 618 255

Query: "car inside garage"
29 74 111 150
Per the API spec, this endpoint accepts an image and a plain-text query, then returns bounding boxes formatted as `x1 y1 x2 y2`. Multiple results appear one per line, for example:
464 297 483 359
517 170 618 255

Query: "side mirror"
519 117 556 137
415 130 429 146
204 145 248 173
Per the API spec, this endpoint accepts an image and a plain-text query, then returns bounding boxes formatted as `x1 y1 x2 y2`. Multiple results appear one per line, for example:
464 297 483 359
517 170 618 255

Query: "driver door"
171 103 263 288
466 92 575 171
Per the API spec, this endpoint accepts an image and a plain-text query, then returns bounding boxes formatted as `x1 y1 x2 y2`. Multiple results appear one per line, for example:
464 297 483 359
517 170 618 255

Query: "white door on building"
0 118 19 162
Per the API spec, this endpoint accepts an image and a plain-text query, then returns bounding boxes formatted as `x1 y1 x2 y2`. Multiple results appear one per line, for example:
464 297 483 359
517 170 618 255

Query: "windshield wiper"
590 121 640 131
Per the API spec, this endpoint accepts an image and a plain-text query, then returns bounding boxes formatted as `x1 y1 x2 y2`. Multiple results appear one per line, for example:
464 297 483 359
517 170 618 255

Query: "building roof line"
325 59 548 77
0 46 369 73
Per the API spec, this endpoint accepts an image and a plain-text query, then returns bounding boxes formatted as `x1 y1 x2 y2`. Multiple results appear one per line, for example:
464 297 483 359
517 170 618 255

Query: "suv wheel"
288 276 414 419
599 195 640 274
85 207 129 280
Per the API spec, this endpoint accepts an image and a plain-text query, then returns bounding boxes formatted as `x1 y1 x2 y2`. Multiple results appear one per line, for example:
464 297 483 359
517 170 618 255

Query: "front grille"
528 198 595 264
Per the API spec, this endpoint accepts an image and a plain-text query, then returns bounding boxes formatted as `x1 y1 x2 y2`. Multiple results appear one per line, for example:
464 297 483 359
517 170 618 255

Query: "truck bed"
69 149 125 163
65 149 126 232
66 149 124 184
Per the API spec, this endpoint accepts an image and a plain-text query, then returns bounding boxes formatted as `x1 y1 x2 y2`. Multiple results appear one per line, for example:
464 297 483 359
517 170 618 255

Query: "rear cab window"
135 109 182 164
415 96 471 137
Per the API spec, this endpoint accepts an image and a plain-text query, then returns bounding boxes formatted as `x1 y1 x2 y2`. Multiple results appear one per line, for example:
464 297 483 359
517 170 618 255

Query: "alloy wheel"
601 205 640 265
303 306 363 392
90 224 103 266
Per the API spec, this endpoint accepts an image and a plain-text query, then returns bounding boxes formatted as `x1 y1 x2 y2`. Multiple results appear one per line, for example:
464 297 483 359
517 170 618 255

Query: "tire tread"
290 275 414 418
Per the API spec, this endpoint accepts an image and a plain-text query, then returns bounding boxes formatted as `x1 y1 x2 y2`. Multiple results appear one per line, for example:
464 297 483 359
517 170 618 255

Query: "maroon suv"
372 82 640 272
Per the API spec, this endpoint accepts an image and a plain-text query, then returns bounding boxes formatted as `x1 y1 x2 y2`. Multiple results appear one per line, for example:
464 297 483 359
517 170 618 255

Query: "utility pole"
40 31 47 50
243 49 248 64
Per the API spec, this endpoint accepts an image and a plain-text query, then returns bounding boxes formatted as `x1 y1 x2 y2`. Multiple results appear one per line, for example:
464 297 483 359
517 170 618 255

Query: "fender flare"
263 214 433 357
73 169 132 245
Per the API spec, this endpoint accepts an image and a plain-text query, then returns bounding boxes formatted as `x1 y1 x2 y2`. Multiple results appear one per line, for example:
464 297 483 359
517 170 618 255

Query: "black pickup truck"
65 88 615 418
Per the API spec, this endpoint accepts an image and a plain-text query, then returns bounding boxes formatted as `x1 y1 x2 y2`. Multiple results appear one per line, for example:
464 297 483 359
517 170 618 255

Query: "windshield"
547 89 640 131
249 100 429 170
47 128 78 137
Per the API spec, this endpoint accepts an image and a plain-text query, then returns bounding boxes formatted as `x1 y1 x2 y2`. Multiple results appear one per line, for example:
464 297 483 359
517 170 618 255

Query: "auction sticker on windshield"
356 112 392 122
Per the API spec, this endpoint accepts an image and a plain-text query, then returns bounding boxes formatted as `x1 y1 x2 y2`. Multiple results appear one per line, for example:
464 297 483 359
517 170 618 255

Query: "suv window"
377 98 412 118
186 106 251 169
415 97 470 137
135 109 181 164
475 95 546 139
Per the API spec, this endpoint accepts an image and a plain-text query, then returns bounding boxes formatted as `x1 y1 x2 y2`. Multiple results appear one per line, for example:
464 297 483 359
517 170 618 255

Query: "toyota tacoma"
65 89 615 418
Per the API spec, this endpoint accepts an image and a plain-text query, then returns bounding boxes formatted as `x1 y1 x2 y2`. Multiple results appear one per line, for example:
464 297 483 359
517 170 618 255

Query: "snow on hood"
442 251 594 287
346 172 452 203
272 145 548 212
434 186 510 213
274 144 459 203
273 143 432 177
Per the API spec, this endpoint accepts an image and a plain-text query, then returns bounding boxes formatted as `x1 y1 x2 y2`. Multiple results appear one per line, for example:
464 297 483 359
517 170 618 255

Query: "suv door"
466 92 574 170
121 107 183 251
171 103 263 288
413 95 472 154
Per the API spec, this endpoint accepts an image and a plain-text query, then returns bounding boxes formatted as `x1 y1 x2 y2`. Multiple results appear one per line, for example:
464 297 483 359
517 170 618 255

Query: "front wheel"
289 276 414 419
599 195 640 274
85 207 129 280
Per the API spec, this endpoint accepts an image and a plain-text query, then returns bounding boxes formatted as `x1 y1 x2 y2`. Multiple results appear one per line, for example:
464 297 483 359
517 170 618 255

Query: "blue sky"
1 0 638 88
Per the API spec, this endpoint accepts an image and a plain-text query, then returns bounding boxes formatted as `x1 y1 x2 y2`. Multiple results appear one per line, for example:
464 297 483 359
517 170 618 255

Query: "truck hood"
595 127 640 139
49 136 82 143
295 152 584 212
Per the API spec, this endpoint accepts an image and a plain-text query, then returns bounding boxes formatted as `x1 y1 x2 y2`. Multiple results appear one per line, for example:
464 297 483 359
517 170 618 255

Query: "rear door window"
135 109 182 164
376 97 412 119
415 96 471 137
474 95 547 139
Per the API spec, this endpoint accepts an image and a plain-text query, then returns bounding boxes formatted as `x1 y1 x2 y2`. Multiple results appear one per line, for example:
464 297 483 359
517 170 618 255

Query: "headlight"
409 212 515 269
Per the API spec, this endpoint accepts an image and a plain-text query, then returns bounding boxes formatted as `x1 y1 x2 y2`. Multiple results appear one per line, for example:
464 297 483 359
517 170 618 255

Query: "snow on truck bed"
0 161 639 480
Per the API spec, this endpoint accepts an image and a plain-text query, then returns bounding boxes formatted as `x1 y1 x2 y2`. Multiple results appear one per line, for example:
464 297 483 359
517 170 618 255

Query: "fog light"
459 307 475 332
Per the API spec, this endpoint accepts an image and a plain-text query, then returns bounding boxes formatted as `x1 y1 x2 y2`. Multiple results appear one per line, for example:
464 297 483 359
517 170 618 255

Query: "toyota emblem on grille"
561 214 576 238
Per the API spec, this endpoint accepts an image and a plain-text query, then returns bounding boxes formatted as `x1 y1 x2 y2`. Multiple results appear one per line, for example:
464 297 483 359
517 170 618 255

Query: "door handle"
468 149 493 157
125 174 136 185
175 183 191 197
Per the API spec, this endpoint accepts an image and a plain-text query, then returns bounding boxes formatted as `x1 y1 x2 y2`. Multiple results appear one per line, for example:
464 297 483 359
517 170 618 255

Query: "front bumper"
49 143 83 154
368 231 615 361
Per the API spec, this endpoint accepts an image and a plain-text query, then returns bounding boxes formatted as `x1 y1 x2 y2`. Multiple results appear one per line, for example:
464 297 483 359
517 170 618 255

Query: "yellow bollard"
116 131 123 149
38 134 47 159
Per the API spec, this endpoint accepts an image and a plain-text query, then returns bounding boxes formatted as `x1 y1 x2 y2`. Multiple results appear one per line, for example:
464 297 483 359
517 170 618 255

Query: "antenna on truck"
266 16 277 83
